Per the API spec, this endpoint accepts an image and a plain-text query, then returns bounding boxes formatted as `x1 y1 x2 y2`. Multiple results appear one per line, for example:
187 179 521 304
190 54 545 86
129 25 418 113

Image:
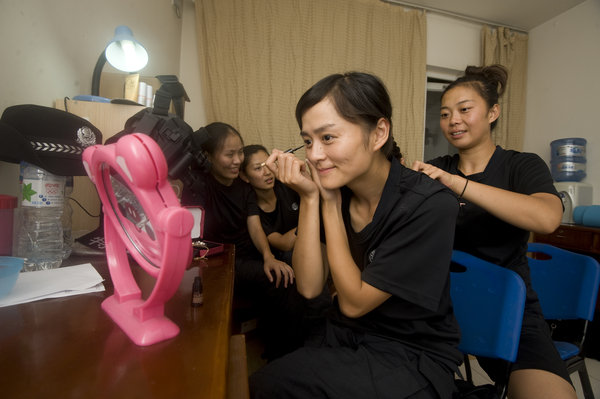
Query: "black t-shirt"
181 172 260 259
330 158 462 367
259 180 300 237
429 146 560 310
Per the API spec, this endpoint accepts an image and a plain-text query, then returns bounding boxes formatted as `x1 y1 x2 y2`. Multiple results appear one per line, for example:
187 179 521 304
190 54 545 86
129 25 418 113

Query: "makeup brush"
260 144 305 167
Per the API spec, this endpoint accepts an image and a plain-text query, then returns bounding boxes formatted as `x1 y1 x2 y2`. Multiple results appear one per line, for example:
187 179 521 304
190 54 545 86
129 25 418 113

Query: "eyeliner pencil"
284 144 305 154
261 144 305 167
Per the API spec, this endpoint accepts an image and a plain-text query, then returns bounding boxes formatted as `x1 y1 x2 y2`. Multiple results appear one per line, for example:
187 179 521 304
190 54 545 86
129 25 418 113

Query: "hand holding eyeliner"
260 144 305 167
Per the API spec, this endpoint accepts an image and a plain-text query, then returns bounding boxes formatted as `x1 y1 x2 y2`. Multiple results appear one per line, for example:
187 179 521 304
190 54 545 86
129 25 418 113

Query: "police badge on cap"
0 104 102 176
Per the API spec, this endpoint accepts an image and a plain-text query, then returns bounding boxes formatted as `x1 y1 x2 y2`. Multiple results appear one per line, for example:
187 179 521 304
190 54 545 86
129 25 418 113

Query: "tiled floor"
245 330 268 376
465 356 600 398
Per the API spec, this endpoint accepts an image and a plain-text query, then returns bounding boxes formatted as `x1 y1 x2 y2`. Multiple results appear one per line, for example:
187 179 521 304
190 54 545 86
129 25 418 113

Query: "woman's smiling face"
208 132 244 185
439 85 499 150
301 98 373 190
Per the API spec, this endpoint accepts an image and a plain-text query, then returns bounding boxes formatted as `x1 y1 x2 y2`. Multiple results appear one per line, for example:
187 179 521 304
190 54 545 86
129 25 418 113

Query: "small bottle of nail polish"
191 276 204 307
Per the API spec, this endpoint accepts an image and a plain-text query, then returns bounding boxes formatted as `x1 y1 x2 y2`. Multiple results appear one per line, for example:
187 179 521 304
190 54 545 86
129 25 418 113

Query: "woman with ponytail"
250 72 462 398
413 65 574 399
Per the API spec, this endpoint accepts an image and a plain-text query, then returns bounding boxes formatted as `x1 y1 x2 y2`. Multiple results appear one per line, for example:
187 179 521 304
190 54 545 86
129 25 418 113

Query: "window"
424 77 458 161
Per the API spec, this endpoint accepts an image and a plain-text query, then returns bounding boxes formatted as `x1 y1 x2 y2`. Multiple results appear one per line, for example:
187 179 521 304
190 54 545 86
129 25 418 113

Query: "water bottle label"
555 145 586 157
21 178 64 207
555 161 586 172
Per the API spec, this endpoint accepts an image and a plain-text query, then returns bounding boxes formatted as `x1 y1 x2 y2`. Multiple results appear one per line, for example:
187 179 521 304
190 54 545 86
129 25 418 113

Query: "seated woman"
250 72 462 398
240 144 300 264
181 123 293 289
181 122 304 359
241 144 332 355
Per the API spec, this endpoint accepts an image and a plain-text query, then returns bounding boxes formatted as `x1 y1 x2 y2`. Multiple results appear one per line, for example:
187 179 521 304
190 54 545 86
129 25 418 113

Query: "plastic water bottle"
550 138 587 182
62 176 74 260
15 162 65 271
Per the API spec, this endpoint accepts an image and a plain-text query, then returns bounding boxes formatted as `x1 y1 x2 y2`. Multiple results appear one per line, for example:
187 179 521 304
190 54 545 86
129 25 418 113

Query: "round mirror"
102 163 161 268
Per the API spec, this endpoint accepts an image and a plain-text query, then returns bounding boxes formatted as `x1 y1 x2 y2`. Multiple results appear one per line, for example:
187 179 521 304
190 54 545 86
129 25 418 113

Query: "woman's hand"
263 255 295 288
265 150 318 198
412 160 460 192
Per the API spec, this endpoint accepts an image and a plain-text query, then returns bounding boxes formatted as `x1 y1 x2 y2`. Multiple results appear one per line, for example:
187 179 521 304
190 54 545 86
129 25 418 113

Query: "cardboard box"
99 72 160 105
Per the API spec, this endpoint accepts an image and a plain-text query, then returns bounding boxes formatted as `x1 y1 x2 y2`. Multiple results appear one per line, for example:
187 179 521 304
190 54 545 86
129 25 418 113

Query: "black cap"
0 104 102 176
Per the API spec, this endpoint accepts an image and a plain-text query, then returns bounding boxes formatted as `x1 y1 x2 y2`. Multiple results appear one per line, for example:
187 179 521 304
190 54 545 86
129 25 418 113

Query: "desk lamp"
82 133 193 346
91 26 148 97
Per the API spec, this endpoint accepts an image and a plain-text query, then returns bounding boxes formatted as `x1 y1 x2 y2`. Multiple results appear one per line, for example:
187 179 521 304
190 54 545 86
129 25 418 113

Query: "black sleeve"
509 152 559 197
245 184 261 217
362 191 459 312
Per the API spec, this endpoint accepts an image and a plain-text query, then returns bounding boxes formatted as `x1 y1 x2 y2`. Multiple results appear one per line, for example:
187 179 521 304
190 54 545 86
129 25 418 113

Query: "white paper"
0 263 105 308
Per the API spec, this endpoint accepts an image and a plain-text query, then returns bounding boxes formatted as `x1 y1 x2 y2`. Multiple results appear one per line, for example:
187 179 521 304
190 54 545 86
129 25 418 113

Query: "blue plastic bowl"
0 257 24 298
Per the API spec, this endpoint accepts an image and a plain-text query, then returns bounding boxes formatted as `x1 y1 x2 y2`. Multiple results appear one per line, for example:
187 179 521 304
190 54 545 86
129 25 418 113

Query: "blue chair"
527 242 600 399
450 250 527 398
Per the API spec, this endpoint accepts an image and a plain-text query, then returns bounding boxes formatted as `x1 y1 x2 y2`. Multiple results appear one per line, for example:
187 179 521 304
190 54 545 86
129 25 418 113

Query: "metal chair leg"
578 367 595 399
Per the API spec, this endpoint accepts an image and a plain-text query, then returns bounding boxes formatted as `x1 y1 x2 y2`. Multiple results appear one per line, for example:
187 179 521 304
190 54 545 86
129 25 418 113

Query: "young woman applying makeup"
250 72 462 398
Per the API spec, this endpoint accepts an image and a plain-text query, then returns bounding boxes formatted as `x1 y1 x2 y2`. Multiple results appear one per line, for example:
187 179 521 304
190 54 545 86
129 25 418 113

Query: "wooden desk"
532 224 600 257
0 245 241 399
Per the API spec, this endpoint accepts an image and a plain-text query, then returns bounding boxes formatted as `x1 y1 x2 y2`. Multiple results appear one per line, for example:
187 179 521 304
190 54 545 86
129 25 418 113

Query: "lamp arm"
91 51 107 97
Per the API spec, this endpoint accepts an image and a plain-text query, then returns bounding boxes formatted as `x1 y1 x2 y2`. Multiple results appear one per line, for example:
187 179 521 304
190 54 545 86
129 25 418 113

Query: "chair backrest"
527 243 600 322
450 250 526 362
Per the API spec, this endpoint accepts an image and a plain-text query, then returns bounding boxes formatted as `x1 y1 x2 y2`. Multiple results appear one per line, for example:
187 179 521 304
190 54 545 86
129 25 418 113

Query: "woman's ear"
371 117 390 152
488 103 500 125
239 170 249 183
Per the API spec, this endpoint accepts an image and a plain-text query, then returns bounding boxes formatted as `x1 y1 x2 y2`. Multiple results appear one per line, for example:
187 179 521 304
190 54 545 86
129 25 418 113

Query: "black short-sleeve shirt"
259 181 300 237
330 159 462 366
181 172 260 258
429 146 560 308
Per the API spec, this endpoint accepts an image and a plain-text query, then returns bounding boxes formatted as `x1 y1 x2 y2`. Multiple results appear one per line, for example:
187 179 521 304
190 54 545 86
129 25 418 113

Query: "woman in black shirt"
240 144 300 264
181 122 304 359
250 72 462 398
412 65 574 399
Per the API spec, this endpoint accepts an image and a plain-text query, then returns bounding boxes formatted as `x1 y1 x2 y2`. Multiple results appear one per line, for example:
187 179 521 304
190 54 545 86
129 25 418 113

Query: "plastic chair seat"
554 341 581 360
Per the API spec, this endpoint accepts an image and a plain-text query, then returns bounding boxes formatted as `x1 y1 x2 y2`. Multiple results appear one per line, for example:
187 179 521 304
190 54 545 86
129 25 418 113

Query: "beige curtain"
482 26 528 151
195 0 426 163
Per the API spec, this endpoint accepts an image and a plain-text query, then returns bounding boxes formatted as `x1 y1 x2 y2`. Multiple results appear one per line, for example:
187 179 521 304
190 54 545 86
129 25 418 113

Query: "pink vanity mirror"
83 133 194 346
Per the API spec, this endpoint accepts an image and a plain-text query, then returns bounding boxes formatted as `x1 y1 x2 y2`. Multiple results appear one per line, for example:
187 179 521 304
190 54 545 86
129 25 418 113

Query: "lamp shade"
105 26 148 72
91 26 148 96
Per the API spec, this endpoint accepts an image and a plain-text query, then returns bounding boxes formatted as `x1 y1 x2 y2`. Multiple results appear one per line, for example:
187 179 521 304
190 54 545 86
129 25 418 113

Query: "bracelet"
458 178 469 200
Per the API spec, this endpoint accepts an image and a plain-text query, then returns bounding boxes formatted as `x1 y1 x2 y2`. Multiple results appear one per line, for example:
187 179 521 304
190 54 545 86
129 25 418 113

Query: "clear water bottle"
62 176 74 260
15 161 65 271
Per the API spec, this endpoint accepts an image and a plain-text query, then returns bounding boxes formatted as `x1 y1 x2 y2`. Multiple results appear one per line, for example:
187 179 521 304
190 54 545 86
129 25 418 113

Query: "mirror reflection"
102 163 161 267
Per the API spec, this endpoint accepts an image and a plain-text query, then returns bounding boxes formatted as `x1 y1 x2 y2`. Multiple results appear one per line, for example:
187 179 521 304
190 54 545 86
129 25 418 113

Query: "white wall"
0 0 183 197
426 12 482 74
524 0 600 203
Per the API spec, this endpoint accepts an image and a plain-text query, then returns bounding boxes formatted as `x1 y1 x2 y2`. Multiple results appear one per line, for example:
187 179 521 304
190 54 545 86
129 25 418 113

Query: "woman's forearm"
293 194 327 298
